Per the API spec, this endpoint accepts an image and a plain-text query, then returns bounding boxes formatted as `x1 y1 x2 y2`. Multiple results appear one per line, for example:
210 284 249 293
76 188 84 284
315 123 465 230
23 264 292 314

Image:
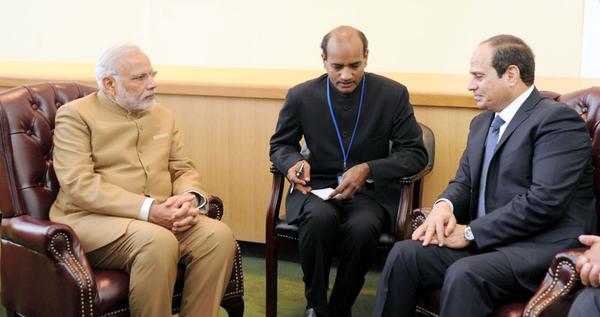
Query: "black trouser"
372 239 532 317
569 287 600 317
295 193 387 317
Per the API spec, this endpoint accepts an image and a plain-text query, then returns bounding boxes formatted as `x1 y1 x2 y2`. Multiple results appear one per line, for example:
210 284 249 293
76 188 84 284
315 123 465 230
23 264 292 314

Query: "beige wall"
1 65 599 242
0 0 586 77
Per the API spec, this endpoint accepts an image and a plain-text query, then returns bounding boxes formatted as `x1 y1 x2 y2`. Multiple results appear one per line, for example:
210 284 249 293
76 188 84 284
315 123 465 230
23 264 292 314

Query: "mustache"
142 93 155 100
337 80 356 85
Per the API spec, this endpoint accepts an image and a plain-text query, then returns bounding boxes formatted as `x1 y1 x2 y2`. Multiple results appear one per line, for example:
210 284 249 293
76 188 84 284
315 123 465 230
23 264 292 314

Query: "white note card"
311 188 336 200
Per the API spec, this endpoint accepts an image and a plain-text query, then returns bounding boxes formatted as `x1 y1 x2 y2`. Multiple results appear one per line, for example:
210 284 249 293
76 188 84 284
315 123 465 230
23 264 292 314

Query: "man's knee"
443 257 479 287
189 218 236 258
297 207 338 245
388 240 422 265
342 220 382 246
133 224 180 267
207 220 236 251
301 206 338 231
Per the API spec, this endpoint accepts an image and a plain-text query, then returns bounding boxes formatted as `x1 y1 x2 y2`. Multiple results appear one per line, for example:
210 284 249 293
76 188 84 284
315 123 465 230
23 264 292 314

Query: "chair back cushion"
544 87 600 223
0 83 96 219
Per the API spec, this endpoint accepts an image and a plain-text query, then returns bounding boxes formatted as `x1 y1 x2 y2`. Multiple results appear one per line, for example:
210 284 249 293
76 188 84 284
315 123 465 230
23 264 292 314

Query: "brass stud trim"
49 232 95 317
524 260 577 317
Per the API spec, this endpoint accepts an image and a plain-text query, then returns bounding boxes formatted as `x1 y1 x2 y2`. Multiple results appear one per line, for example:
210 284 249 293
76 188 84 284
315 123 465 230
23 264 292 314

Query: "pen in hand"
290 162 305 193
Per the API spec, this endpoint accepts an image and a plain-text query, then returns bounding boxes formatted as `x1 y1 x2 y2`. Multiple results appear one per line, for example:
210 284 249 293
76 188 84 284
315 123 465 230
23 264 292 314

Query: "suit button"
343 104 350 111
145 166 151 172
341 131 349 138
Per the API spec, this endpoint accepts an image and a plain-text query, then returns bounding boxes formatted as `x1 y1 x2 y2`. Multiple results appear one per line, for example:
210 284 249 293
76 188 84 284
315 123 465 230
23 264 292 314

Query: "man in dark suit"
372 34 597 316
269 25 428 317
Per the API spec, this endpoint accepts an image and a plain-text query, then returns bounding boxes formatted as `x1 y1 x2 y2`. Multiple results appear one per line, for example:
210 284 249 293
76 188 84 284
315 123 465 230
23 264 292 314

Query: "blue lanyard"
326 74 366 170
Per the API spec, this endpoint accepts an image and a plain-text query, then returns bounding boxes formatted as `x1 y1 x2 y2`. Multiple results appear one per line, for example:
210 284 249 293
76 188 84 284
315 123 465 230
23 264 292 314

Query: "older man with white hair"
49 44 236 317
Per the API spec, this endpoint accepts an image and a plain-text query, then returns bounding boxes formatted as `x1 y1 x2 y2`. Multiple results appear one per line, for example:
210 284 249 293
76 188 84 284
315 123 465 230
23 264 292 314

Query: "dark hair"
320 26 369 59
483 34 535 86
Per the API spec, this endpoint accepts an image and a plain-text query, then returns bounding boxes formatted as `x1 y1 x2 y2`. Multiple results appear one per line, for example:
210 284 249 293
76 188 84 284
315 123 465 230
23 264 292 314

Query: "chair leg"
266 242 278 317
221 296 244 317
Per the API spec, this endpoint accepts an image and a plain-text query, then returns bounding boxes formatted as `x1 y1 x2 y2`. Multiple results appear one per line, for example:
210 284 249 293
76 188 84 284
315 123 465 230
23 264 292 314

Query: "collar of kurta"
327 73 366 100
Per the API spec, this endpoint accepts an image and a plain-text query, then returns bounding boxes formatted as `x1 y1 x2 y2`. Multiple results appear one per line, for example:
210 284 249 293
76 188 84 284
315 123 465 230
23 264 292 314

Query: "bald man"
270 25 428 317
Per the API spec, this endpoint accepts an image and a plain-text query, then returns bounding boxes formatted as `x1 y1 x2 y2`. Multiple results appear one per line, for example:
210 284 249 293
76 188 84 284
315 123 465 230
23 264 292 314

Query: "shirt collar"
497 85 534 125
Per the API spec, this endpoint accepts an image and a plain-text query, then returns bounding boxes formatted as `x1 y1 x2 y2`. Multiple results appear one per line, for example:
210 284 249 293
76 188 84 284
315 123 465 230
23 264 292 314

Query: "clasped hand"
149 193 200 233
411 201 470 249
576 235 600 287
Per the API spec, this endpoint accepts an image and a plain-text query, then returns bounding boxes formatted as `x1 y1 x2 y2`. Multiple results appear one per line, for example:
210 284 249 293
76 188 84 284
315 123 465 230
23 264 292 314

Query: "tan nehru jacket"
50 91 207 252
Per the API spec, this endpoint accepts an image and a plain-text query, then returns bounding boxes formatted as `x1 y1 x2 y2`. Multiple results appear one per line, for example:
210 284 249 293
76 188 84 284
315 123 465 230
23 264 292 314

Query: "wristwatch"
464 226 474 241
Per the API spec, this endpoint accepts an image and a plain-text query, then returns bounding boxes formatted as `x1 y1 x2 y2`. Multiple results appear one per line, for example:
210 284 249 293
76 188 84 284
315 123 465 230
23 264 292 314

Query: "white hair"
95 44 143 89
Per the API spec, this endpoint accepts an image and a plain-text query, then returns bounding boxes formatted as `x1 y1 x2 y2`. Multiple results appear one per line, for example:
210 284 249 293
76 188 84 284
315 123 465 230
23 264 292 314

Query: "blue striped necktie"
477 115 505 218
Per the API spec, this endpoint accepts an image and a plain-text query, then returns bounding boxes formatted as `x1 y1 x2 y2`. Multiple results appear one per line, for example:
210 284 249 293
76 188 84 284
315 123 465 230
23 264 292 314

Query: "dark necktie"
477 115 505 218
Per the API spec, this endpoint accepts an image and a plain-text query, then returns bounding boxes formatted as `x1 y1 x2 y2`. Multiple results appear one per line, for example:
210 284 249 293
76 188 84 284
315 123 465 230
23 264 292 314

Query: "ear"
364 49 369 67
321 52 327 68
102 76 117 97
504 65 520 86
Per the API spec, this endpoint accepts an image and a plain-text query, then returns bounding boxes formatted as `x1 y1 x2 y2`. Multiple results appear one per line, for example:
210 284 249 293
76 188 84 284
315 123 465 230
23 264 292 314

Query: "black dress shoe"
305 308 319 317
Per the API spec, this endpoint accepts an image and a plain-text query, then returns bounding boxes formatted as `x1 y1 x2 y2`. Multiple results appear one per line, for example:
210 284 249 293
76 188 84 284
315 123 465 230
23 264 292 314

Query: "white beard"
114 83 156 113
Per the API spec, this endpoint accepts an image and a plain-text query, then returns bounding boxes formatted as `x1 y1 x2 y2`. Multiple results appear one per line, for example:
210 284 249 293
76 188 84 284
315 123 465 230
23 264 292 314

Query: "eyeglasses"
113 70 157 83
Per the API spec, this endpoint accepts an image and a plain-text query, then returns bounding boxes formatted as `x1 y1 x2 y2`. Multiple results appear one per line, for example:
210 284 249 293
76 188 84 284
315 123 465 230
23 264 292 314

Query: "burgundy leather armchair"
265 123 435 317
413 87 600 317
0 82 244 317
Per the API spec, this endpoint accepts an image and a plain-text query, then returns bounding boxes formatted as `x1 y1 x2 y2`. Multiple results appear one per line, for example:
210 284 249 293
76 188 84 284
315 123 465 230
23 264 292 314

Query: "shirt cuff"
139 197 155 221
433 198 454 212
186 191 207 212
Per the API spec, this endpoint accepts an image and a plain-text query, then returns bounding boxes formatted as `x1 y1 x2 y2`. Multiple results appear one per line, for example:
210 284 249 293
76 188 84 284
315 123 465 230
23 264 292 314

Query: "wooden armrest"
397 165 434 185
266 166 286 244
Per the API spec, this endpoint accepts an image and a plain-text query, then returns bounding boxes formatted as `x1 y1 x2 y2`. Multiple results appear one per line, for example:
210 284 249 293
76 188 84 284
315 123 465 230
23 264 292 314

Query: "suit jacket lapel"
468 88 541 218
470 111 494 189
467 112 494 219
494 88 543 153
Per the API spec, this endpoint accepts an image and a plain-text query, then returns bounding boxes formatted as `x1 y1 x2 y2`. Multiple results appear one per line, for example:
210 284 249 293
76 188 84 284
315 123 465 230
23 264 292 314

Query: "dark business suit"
569 287 600 316
270 73 427 316
373 88 597 316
